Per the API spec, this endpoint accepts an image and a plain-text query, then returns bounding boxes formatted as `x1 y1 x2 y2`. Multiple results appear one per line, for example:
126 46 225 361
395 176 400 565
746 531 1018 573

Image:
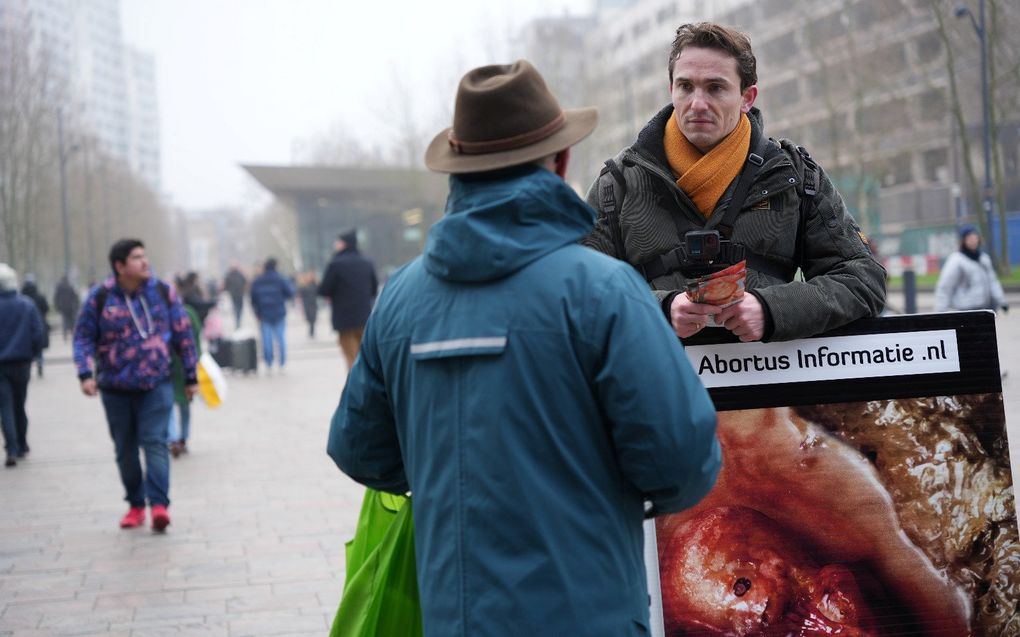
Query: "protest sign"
647 311 1016 636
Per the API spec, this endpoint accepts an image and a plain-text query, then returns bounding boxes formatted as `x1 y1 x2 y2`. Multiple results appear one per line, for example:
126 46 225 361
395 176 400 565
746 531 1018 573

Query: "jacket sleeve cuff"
78 371 94 381
185 375 198 386
660 290 681 320
749 289 775 342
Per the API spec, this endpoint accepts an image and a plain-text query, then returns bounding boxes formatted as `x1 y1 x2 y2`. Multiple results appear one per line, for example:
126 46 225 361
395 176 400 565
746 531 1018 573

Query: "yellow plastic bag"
196 352 227 408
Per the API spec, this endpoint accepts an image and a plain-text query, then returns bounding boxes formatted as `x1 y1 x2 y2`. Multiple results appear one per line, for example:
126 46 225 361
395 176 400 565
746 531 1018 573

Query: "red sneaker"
119 506 146 529
150 505 171 532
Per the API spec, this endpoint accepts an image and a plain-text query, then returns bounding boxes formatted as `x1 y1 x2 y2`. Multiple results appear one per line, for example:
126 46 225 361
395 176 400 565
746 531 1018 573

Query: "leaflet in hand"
685 261 746 326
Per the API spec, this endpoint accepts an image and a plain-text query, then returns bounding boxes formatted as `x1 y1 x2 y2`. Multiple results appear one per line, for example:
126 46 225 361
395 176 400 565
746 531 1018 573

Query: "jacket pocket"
736 197 799 261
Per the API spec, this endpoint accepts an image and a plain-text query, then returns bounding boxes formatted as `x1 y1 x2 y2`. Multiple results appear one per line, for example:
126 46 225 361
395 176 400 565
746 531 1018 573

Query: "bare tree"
987 0 1020 273
925 0 1019 273
1 10 176 289
795 0 913 238
0 15 62 279
296 18 520 172
294 120 386 167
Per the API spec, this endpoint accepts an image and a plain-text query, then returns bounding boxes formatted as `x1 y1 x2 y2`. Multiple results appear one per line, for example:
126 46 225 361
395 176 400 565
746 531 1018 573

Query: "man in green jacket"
328 60 719 636
584 22 885 342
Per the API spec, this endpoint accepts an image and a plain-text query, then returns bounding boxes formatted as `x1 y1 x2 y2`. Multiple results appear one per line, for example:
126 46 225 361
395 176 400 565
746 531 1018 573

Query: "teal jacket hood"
423 165 596 282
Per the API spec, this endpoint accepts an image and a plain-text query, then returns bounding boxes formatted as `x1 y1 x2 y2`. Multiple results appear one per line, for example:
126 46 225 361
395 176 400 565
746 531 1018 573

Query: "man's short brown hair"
668 22 757 91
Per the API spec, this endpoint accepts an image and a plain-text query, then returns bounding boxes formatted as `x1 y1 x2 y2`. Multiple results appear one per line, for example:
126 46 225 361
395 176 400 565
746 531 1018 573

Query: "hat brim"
424 107 598 174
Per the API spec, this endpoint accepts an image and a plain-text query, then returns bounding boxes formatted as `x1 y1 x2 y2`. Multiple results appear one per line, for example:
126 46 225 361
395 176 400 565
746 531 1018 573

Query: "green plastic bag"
330 489 423 637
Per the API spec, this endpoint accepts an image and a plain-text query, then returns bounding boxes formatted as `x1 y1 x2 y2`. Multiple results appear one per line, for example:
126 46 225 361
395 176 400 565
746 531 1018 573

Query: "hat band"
447 112 565 155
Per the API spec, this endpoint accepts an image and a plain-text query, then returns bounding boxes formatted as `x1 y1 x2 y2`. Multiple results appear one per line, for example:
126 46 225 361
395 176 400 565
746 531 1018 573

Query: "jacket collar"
632 105 767 169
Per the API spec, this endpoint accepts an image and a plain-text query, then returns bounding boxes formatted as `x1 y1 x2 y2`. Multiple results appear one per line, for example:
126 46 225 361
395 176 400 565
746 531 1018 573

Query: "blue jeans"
0 362 31 457
231 294 243 328
166 400 191 444
260 319 287 367
100 381 174 507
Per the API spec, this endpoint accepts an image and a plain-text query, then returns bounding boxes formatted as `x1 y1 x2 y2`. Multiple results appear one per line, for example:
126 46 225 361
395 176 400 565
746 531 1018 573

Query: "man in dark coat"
20 276 50 377
0 264 46 466
583 22 885 342
54 275 80 341
223 262 247 328
317 230 377 371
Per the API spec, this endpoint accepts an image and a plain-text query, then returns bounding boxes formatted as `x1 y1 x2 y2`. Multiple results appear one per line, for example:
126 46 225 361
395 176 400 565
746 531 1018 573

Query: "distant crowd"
0 232 377 537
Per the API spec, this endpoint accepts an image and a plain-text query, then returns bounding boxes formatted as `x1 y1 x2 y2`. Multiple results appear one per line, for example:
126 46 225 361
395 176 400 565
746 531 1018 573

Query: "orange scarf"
663 112 751 218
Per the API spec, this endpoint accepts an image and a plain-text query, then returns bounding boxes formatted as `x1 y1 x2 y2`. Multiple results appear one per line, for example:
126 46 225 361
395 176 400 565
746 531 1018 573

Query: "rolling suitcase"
229 335 258 374
209 337 232 369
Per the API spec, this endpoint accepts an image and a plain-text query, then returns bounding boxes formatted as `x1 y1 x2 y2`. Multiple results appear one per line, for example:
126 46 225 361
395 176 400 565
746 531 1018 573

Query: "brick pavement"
1 294 1018 636
0 308 362 636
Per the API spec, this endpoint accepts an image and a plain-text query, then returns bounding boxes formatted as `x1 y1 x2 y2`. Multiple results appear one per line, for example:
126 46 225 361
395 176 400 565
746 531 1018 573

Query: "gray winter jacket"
933 250 1006 312
583 105 886 341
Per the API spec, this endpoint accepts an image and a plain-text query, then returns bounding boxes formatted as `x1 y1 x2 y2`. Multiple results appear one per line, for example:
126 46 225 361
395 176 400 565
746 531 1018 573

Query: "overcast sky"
121 0 593 212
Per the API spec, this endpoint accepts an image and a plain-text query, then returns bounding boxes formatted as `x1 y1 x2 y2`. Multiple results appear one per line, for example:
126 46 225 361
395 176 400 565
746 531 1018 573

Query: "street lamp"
56 108 79 277
955 0 996 258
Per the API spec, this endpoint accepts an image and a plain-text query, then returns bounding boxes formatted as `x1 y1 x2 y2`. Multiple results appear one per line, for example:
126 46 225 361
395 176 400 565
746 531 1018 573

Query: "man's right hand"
80 378 98 397
669 294 721 338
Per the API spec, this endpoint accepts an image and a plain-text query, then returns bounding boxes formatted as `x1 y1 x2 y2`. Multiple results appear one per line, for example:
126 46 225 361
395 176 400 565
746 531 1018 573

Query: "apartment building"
0 0 161 190
574 0 1018 260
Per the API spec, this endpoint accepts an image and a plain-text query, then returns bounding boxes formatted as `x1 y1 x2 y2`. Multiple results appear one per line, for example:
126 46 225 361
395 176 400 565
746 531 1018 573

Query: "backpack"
597 142 818 282
95 280 172 315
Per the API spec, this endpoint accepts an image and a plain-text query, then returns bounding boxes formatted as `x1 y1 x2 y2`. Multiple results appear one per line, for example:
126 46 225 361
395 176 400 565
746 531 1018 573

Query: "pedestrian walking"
0 264 46 467
54 275 80 342
73 239 198 531
20 276 50 377
327 60 720 636
298 271 319 338
583 22 885 342
168 301 202 457
223 262 248 329
318 229 377 371
934 225 1009 313
178 271 216 326
250 257 294 371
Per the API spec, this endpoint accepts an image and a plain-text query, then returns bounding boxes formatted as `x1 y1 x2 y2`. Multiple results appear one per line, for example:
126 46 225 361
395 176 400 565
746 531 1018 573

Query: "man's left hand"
717 295 765 342
185 384 199 401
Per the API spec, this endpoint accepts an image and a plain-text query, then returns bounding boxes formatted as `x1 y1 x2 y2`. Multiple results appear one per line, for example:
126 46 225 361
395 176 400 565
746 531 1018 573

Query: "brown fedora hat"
425 60 598 174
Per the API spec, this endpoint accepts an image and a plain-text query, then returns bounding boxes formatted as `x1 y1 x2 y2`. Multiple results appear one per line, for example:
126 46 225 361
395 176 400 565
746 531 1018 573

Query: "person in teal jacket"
327 60 720 637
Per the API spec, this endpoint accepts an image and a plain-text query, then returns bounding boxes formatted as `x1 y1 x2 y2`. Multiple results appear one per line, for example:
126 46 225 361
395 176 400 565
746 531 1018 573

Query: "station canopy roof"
241 164 448 202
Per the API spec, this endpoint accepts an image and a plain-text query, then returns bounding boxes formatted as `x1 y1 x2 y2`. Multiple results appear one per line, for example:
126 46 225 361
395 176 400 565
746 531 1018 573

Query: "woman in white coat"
934 225 1008 313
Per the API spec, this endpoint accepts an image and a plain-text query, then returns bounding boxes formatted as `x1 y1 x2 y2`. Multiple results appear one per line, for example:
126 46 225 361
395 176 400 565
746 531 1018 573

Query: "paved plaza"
1 292 1018 636
0 307 360 636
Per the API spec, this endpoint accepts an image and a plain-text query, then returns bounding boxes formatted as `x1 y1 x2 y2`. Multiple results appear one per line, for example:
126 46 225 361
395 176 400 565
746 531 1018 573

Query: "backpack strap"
598 157 629 260
95 286 108 314
792 145 818 274
708 118 771 239
95 280 172 314
796 145 818 196
156 280 171 307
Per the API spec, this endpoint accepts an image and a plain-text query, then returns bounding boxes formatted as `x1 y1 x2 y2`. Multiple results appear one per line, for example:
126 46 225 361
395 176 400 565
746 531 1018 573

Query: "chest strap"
637 119 795 282
638 247 795 282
